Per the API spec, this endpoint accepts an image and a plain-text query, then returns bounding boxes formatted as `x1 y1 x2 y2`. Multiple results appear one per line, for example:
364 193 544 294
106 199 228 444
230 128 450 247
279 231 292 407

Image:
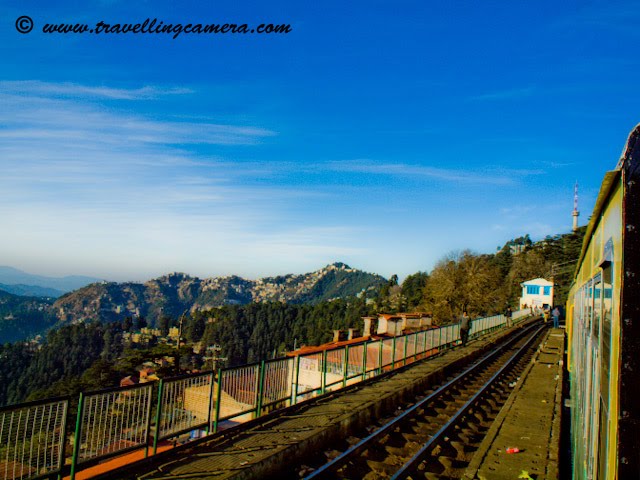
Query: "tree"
401 272 429 310
423 250 503 322
157 315 172 336
122 316 134 332
101 323 123 361
134 316 148 330
185 315 206 343
507 250 550 300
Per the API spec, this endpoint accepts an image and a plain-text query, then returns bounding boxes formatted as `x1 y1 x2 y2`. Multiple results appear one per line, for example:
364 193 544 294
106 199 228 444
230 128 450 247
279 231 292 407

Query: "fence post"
321 350 328 395
342 346 350 388
292 355 301 405
377 340 383 375
205 372 215 435
362 341 368 381
69 392 84 480
256 361 266 418
391 336 397 370
57 400 71 480
152 379 164 456
413 333 418 362
402 335 408 365
143 388 154 459
213 368 224 433
423 329 429 357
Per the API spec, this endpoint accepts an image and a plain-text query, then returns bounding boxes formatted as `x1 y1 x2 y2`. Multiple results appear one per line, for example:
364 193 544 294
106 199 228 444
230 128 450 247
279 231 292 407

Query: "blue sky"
1 1 639 281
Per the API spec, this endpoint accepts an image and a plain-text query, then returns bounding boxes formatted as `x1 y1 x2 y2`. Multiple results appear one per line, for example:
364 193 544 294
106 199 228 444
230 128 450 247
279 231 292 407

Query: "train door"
575 285 589 480
576 281 594 480
571 286 584 480
597 250 613 479
587 275 602 480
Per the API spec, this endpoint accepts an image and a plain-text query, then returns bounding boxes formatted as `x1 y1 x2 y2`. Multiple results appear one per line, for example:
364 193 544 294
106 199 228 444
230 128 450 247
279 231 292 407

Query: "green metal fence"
70 383 154 477
1 311 524 480
0 398 68 480
151 371 214 455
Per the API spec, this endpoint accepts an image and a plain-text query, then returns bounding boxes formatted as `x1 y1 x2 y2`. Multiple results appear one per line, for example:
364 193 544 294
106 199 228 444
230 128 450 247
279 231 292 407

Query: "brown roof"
378 312 431 319
287 335 386 356
120 375 139 387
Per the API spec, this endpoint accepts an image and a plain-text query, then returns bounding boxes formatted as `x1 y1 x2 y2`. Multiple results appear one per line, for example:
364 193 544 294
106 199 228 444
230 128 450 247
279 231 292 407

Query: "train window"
577 286 585 327
601 267 612 405
586 282 593 332
592 278 601 339
576 287 582 325
583 287 587 325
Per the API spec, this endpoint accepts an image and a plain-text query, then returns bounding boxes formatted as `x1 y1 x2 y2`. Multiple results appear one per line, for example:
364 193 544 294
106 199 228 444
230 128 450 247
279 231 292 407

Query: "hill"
53 263 386 326
0 266 102 295
0 283 64 298
0 289 56 343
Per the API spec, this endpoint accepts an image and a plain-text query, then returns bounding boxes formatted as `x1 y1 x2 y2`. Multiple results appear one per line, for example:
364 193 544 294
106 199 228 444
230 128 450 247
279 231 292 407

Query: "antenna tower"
572 181 579 232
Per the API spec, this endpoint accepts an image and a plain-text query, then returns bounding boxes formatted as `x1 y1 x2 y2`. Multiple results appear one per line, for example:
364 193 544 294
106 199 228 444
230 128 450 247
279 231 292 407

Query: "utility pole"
204 344 227 371
176 309 189 349
175 309 189 374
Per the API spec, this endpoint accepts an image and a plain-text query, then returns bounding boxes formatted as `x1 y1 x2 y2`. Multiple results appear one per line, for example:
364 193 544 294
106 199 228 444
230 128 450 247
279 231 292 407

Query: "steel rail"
305 322 543 479
391 324 545 479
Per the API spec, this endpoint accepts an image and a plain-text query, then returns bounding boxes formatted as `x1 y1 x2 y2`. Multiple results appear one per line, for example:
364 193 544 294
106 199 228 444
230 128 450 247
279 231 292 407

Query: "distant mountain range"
45 262 385 327
0 266 103 297
0 283 65 298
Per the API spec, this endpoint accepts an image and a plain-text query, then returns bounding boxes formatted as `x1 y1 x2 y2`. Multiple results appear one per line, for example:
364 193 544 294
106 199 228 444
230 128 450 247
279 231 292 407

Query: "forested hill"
53 263 385 327
0 289 56 344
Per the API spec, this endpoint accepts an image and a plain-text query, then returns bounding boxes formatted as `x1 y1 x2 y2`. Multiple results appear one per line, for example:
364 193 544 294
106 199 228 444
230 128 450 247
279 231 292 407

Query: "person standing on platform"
505 306 513 327
543 308 550 324
460 311 471 346
552 307 560 328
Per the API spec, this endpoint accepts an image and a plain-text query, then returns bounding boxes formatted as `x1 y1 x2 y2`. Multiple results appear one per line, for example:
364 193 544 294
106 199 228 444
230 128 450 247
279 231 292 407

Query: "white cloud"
0 93 275 147
0 80 194 100
470 87 535 101
328 160 532 186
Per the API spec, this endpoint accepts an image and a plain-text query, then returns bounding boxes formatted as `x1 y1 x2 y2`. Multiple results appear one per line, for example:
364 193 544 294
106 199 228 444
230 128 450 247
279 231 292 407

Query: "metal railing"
0 311 527 480
71 383 153 477
0 398 68 480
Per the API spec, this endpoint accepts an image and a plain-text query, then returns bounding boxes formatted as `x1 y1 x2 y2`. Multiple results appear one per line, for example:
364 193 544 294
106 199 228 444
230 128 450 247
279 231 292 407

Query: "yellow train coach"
566 124 640 480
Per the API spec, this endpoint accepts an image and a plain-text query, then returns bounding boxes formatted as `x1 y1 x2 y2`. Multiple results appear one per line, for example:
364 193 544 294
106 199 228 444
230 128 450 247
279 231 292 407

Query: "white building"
519 278 554 309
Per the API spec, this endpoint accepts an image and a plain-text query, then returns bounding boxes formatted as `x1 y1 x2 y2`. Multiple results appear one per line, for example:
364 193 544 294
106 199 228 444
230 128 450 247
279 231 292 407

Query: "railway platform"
465 327 565 480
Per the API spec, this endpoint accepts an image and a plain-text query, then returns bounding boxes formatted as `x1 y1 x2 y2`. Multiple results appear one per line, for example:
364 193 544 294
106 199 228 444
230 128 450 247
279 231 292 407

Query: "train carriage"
567 124 640 479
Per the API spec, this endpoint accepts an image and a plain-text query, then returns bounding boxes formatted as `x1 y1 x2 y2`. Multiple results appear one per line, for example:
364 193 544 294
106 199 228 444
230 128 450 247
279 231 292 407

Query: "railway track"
298 322 546 480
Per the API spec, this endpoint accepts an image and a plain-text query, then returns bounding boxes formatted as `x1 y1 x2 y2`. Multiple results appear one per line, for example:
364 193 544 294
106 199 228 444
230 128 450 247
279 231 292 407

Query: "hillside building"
519 278 554 309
